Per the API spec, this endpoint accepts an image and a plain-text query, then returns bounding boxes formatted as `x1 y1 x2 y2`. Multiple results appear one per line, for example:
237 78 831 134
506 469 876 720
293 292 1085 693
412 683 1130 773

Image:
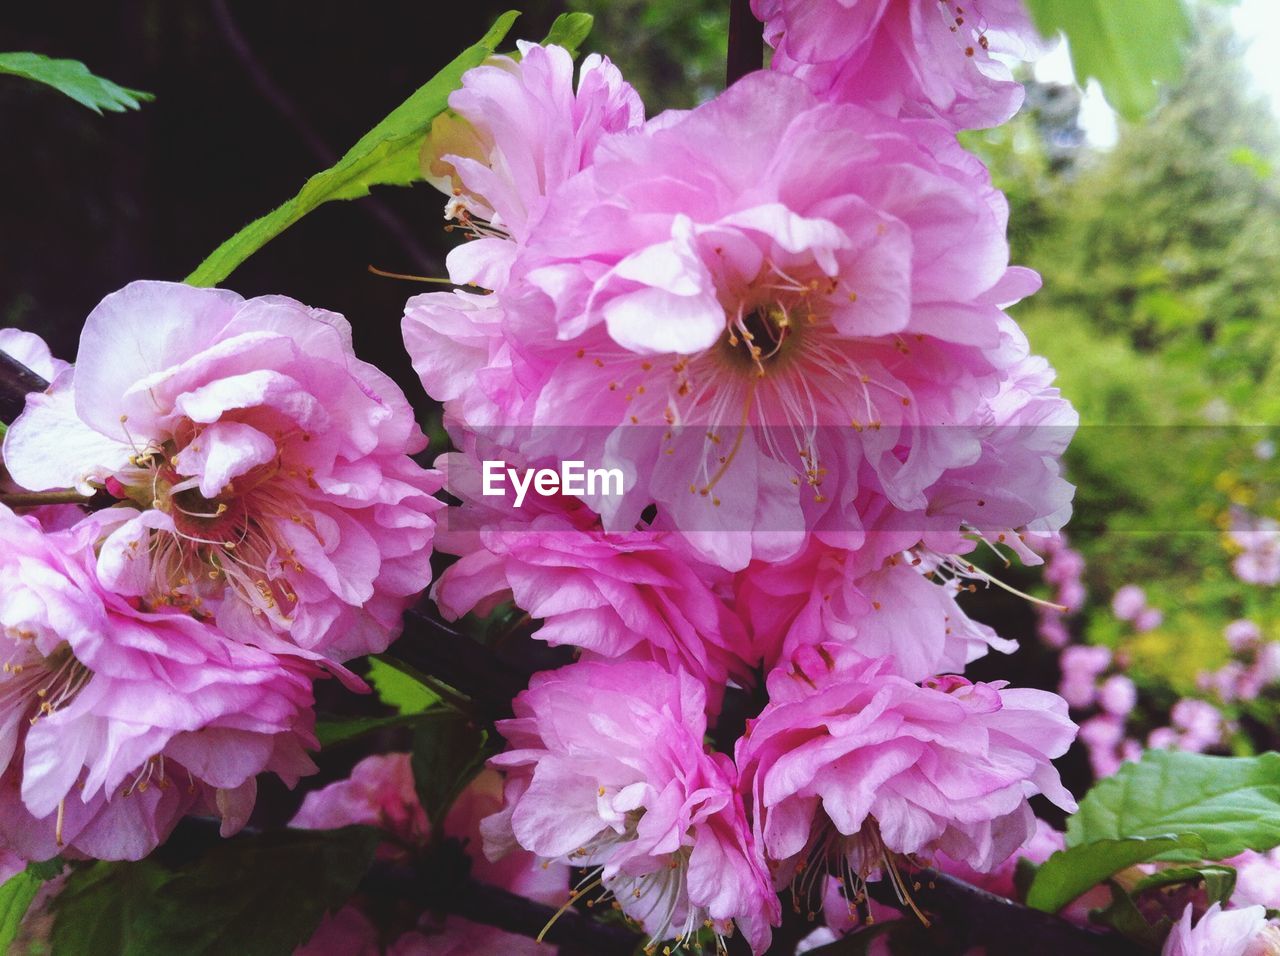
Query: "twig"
727 0 764 86
0 349 50 423
208 0 443 276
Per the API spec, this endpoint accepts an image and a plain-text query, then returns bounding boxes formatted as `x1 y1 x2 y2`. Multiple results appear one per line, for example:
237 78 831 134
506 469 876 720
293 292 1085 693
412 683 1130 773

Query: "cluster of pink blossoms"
0 283 442 859
401 8 1081 952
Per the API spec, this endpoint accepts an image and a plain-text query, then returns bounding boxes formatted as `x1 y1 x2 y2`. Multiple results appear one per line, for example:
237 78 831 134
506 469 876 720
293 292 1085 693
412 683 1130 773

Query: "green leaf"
1023 0 1191 120
315 712 422 747
184 11 519 288
1025 834 1205 913
1067 750 1280 861
411 711 488 824
0 52 152 113
1090 882 1169 948
540 13 594 57
367 656 440 715
0 869 43 951
1131 864 1237 904
52 827 381 956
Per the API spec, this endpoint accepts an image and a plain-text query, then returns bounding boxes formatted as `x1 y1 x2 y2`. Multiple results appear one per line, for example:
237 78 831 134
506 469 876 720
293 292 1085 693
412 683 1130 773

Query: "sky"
1032 0 1280 149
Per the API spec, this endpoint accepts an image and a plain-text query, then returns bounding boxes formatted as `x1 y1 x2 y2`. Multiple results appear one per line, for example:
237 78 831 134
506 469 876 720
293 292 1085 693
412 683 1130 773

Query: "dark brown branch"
0 349 50 424
727 0 765 86
866 869 1133 956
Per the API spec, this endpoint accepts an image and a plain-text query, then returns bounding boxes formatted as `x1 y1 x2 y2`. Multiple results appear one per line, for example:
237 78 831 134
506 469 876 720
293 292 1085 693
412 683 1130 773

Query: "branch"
866 869 1133 956
727 0 764 86
0 349 50 424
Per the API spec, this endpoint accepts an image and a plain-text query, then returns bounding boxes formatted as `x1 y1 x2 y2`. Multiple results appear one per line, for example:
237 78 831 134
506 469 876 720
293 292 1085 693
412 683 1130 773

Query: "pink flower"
0 505 318 862
1226 619 1262 653
1171 699 1224 753
295 760 567 956
4 281 442 662
752 0 1046 131
1134 606 1165 633
1231 848 1280 910
1111 584 1148 622
483 661 778 954
734 539 1016 680
1229 512 1280 586
1098 675 1137 717
414 72 1074 571
1162 903 1280 956
423 42 643 287
1058 644 1111 709
0 328 69 382
735 643 1076 890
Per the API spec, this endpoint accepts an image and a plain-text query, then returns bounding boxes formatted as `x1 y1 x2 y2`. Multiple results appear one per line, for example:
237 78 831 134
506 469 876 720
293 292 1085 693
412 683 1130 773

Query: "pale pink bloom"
1058 645 1111 709
422 72 1074 571
1226 620 1262 653
1162 903 1280 956
0 505 318 862
431 452 753 708
4 281 442 662
734 540 1016 679
1199 663 1245 703
1079 715 1126 779
423 42 643 288
0 328 69 382
483 661 778 954
1111 584 1148 622
295 761 566 956
1135 606 1165 633
753 0 1046 130
1148 727 1180 750
1098 675 1137 717
1229 512 1280 586
1246 643 1280 693
1171 699 1224 753
736 643 1076 883
1231 848 1280 910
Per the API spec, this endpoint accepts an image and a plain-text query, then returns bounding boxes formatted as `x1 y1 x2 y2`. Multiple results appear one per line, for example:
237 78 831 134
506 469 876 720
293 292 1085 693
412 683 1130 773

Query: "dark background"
1 1 564 408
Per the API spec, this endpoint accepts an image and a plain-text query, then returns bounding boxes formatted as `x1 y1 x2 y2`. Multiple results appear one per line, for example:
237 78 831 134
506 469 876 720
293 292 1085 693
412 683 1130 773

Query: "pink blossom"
1058 644 1111 709
0 328 68 382
1226 619 1262 653
1111 584 1148 622
431 452 754 708
1162 903 1280 956
752 0 1046 131
4 281 442 662
734 539 1016 680
1171 699 1224 753
1229 512 1280 586
413 72 1074 571
1135 606 1165 633
295 760 566 956
1098 674 1138 717
1231 848 1280 910
1079 715 1126 778
423 42 643 287
1148 727 1180 750
483 661 778 953
735 643 1076 887
0 505 318 862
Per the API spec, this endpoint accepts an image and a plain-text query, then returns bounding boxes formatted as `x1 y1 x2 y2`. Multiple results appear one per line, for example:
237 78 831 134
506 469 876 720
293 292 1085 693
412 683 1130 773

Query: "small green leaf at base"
0 52 152 113
541 13 595 57
411 712 490 825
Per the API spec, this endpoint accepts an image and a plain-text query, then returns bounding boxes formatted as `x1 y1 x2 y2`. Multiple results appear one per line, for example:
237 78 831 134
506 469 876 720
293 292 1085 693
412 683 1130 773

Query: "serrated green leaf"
0 52 153 113
184 11 519 288
51 827 381 956
411 711 488 825
541 13 594 57
1132 864 1237 904
1026 834 1204 913
367 656 439 715
315 712 420 747
1066 750 1280 861
1024 0 1191 120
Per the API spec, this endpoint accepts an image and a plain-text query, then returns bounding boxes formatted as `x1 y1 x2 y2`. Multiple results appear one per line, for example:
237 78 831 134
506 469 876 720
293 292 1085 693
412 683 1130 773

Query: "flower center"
718 304 803 377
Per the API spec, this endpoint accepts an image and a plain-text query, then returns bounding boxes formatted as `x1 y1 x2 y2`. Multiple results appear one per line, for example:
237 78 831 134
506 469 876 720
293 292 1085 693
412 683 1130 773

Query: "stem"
727 0 765 86
0 490 95 508
0 349 51 425
866 869 1134 956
